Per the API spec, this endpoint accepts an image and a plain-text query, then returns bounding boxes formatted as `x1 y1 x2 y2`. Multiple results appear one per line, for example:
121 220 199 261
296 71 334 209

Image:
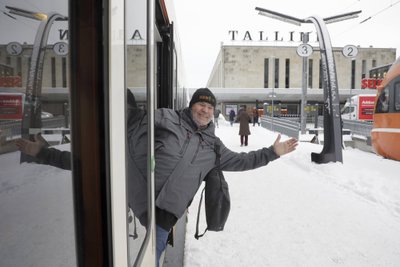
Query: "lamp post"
268 90 277 131
256 7 361 163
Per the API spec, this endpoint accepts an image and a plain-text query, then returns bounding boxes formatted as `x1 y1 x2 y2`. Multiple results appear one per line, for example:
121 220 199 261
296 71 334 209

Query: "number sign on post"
296 43 313 57
6 42 23 56
342 45 358 58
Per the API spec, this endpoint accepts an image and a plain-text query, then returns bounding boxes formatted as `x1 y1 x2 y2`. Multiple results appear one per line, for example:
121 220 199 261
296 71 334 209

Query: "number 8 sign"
296 44 313 57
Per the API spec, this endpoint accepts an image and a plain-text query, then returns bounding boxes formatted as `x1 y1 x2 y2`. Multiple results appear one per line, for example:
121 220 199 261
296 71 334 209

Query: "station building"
204 43 396 117
0 41 397 118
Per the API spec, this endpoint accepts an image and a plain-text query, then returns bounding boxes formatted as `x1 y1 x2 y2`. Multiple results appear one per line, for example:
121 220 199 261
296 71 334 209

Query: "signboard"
358 95 375 120
0 94 23 120
361 78 382 89
0 76 22 87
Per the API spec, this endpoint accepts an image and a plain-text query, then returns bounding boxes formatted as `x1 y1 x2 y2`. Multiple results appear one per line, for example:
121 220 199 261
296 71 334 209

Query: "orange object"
371 57 400 161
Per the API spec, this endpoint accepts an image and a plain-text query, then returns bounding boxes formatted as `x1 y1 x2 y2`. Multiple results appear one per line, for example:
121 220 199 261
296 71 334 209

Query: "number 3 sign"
296 44 313 57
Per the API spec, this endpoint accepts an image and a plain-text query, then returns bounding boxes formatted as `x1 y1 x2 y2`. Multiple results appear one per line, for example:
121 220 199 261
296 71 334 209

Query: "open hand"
15 134 46 157
273 134 298 156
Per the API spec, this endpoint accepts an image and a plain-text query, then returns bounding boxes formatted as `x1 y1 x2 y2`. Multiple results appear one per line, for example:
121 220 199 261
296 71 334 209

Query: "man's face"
191 102 214 127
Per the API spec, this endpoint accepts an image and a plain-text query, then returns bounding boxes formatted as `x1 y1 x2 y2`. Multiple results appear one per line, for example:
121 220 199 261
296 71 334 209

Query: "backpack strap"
194 140 221 240
194 187 206 239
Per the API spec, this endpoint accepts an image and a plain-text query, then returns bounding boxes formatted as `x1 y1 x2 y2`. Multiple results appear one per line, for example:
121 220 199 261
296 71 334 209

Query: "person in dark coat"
229 109 235 126
238 106 251 146
253 107 260 126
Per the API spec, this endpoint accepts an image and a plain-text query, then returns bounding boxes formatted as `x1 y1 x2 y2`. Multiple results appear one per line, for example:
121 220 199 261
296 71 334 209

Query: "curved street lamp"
256 7 361 163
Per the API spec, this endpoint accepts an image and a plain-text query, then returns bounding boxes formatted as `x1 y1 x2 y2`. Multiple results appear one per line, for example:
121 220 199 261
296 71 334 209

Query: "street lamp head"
255 7 304 26
323 10 362 24
256 7 361 26
6 6 50 21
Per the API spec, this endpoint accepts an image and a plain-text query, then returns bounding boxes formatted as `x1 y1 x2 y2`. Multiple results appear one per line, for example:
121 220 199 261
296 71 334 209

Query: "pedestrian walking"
238 105 251 146
229 109 235 126
253 107 260 126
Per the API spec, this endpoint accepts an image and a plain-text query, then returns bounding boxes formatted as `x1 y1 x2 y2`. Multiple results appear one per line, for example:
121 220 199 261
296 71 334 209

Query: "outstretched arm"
15 134 72 170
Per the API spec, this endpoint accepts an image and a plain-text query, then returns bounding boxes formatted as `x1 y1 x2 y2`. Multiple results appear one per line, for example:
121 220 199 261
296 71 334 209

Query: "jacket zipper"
179 131 191 154
191 134 203 164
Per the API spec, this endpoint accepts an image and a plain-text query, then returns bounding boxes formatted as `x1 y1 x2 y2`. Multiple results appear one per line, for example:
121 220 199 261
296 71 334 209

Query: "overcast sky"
1 0 399 88
173 0 400 87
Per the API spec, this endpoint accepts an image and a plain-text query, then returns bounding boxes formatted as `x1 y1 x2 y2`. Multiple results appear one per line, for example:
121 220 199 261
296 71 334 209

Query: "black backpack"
194 142 231 239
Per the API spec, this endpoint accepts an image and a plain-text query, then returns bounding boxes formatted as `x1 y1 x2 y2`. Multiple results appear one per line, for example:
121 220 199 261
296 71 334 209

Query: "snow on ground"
184 119 400 267
0 144 76 267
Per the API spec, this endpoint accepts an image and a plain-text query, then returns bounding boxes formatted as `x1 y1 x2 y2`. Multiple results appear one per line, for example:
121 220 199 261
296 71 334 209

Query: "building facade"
208 45 396 89
205 44 396 117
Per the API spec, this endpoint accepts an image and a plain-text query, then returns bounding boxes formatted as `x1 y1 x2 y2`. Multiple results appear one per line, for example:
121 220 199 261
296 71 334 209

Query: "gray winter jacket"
127 107 279 228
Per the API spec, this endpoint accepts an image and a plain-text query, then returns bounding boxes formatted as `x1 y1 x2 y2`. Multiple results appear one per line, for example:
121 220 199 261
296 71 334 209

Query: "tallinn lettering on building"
228 30 318 42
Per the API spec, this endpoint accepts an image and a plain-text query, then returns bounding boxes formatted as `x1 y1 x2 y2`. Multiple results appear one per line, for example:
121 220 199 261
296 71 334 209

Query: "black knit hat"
189 88 216 108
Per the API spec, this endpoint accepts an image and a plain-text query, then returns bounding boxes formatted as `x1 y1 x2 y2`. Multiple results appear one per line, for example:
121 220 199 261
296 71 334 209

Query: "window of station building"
372 59 377 68
361 60 367 79
274 58 279 88
17 57 22 76
308 59 313 88
264 58 269 88
62 57 67 88
285 58 290 88
351 59 356 89
51 57 56 87
319 59 322 89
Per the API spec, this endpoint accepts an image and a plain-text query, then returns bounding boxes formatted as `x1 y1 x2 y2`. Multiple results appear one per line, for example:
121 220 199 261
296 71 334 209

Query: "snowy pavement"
184 120 400 267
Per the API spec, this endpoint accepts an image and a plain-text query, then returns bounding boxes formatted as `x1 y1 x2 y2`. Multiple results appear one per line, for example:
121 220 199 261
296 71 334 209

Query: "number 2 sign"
342 45 358 58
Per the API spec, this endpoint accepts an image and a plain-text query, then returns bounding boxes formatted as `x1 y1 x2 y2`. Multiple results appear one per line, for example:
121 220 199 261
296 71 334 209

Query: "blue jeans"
156 225 170 267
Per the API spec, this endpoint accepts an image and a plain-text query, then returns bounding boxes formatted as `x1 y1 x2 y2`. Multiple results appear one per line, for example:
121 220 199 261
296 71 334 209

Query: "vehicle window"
376 86 390 113
395 82 400 111
0 1 76 266
126 0 148 264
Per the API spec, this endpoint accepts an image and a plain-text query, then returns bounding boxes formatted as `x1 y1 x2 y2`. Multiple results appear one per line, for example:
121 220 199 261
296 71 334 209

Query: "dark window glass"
51 57 56 87
264 58 269 88
394 82 400 111
351 60 356 89
361 60 366 79
62 57 67 88
319 59 322 89
274 58 279 88
285 58 290 88
376 86 390 113
308 59 313 88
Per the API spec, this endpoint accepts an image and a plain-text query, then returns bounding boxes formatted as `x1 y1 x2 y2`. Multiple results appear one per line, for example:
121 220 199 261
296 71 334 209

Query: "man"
127 88 298 265
17 88 298 266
